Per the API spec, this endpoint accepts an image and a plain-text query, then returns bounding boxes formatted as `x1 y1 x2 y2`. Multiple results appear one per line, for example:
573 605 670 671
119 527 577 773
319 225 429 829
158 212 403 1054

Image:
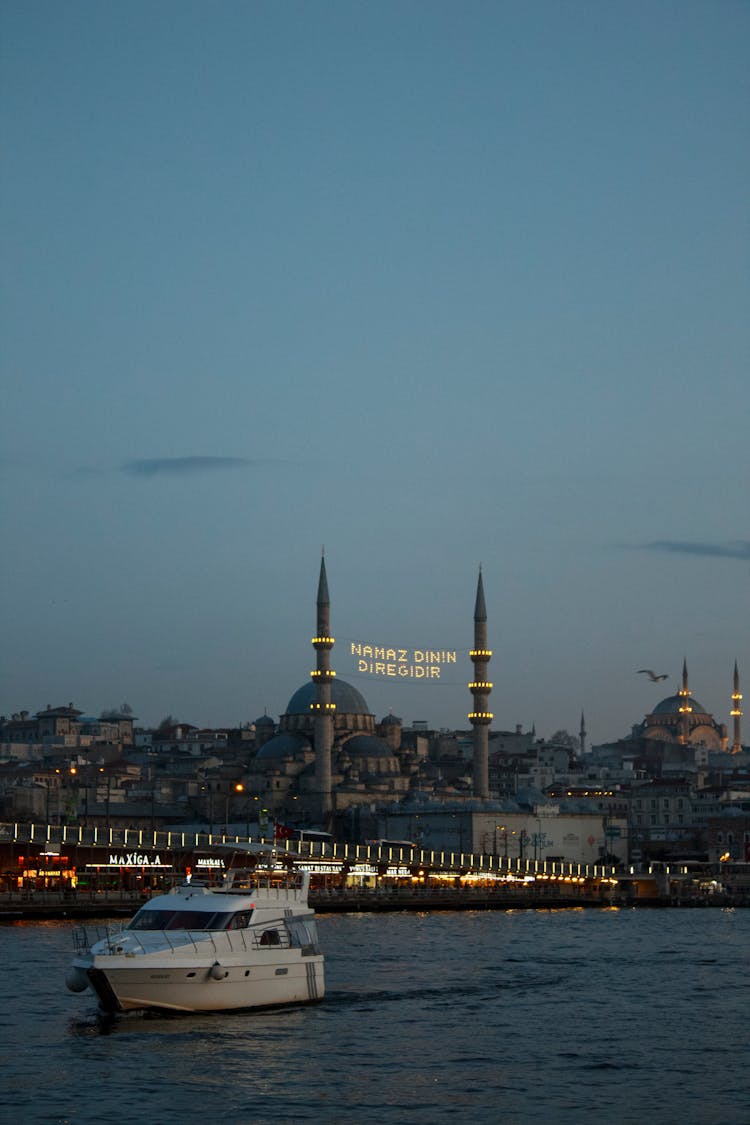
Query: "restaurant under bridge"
0 820 735 915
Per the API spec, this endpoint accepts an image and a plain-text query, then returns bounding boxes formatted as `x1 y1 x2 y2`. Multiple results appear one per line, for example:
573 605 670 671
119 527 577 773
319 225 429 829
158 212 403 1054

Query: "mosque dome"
255 732 311 761
651 695 707 715
285 678 371 716
380 713 402 726
342 734 397 760
254 714 275 728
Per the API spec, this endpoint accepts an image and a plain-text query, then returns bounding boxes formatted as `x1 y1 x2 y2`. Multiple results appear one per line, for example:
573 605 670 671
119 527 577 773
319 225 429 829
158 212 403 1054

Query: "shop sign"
108 853 169 867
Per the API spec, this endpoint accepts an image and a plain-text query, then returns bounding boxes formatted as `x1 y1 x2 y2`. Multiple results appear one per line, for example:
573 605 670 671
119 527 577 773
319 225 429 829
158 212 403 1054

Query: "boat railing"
221 868 306 893
72 921 125 954
83 919 294 957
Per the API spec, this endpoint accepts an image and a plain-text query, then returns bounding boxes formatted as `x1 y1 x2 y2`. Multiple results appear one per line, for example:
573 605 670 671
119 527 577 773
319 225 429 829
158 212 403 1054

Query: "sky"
1 1 748 747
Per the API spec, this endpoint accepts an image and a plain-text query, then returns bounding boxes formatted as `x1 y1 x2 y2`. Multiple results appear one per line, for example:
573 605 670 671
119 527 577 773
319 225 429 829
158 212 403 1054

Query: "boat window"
128 909 179 931
226 911 253 930
164 910 216 930
128 909 235 931
259 929 281 946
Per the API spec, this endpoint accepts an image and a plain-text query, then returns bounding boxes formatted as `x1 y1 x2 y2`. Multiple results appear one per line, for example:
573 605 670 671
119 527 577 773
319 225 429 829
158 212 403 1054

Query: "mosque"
632 660 743 752
246 556 492 825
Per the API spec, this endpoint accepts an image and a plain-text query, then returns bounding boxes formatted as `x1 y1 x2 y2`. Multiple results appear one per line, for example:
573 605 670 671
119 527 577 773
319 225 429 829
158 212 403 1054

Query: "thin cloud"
633 539 750 561
122 456 259 478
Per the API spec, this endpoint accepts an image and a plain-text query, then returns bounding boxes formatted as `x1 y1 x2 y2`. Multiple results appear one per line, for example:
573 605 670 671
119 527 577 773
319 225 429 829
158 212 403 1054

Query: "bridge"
0 818 646 917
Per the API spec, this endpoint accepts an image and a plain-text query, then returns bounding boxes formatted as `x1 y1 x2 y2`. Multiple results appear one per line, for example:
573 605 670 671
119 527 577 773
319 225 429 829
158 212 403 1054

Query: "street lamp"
99 768 111 830
233 783 249 836
495 825 509 860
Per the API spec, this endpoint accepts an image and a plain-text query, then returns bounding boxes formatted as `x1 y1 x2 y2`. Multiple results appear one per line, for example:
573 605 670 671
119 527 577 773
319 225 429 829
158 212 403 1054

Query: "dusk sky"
1 2 748 747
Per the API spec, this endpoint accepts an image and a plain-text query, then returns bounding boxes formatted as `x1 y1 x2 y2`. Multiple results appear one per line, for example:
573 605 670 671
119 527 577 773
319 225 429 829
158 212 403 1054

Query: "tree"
548 729 580 751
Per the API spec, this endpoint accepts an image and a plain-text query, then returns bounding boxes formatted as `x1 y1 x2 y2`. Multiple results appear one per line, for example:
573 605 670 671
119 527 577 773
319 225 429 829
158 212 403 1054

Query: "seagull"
637 669 668 682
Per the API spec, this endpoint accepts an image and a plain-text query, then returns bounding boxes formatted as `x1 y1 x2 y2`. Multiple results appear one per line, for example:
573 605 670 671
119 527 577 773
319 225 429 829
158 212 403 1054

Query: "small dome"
254 714 275 728
651 695 706 715
255 732 311 761
380 713 402 726
285 678 371 716
342 735 396 759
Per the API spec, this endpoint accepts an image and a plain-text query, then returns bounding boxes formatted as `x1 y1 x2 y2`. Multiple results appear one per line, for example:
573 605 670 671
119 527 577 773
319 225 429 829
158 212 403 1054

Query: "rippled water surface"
0 908 748 1124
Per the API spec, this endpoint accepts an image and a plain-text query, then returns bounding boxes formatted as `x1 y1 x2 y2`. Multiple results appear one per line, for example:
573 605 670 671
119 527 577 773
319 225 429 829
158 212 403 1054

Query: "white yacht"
66 860 324 1015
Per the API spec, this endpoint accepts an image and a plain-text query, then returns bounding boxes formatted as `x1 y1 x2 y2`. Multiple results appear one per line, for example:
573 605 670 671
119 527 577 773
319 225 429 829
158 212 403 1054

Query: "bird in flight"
637 669 668 682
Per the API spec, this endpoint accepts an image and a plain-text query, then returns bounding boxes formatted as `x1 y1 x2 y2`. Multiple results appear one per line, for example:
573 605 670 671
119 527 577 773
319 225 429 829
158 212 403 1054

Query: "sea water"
0 907 747 1125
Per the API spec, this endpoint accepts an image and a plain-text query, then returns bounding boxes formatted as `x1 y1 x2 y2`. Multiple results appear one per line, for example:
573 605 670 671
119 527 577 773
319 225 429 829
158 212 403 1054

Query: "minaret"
678 658 692 744
469 567 492 799
311 553 335 822
579 710 587 756
731 661 743 754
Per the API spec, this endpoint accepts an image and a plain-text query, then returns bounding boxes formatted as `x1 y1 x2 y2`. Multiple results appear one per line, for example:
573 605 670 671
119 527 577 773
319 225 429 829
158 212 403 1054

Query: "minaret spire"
731 661 743 754
579 710 587 756
469 567 492 799
678 658 692 744
317 549 330 607
311 552 335 823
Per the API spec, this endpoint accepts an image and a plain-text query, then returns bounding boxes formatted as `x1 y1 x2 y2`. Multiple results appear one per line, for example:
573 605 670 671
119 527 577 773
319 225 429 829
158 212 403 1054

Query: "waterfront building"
373 802 629 867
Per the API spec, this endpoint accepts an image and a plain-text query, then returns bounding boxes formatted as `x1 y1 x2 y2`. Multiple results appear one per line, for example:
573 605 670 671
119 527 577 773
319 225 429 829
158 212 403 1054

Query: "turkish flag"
274 822 296 841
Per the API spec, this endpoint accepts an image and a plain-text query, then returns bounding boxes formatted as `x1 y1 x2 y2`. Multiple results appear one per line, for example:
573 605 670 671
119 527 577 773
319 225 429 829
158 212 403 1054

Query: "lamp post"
233 783 248 836
495 825 509 860
68 766 77 825
99 768 111 831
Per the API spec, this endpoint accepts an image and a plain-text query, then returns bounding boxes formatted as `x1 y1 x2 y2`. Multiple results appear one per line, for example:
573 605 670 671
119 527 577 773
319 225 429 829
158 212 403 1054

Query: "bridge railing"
0 820 616 881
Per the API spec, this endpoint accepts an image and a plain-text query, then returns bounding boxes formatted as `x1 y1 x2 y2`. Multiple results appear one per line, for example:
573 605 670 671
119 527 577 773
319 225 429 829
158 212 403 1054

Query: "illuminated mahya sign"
350 641 458 680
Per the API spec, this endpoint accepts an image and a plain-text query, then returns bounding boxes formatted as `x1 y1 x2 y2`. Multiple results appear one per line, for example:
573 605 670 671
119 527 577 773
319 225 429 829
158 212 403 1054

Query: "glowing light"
470 649 492 658
351 641 458 681
468 682 493 690
468 711 494 721
311 636 335 645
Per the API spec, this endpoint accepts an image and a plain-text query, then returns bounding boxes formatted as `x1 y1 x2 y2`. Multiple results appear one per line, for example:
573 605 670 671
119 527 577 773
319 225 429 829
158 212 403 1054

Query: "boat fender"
66 967 89 993
210 963 229 981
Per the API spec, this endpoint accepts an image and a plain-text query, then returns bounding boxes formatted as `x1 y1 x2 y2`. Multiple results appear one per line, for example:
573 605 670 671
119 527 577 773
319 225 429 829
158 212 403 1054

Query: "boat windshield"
127 909 240 931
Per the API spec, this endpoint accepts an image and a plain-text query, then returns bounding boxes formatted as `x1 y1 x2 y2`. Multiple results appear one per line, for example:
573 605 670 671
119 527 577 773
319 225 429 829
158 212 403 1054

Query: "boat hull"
75 949 325 1013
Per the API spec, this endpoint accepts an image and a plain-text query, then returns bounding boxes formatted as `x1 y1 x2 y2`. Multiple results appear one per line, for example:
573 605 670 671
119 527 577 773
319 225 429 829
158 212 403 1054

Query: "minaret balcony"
468 711 493 723
309 702 337 712
310 669 337 681
469 649 492 659
469 681 493 692
311 636 335 648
